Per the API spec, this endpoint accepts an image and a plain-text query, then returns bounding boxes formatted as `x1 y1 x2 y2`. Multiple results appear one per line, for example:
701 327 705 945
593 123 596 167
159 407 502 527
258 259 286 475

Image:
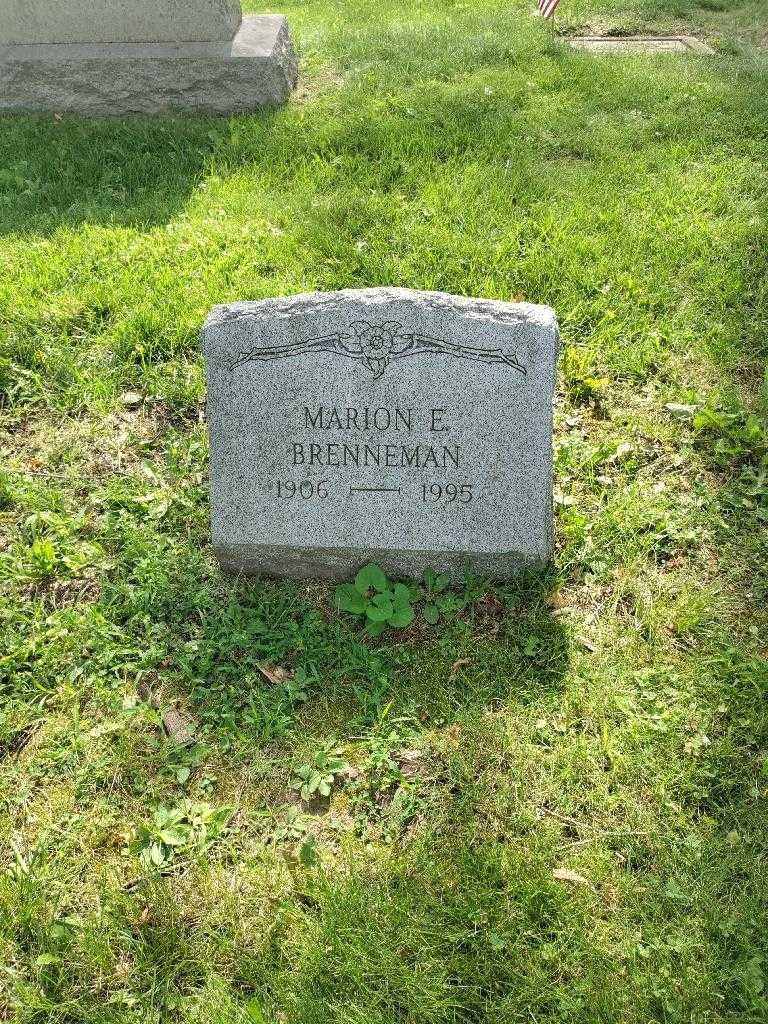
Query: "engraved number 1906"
275 480 329 499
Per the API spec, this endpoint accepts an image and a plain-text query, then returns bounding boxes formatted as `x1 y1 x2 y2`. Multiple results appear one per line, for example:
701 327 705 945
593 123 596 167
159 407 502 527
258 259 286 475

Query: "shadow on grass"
0 109 282 236
123 552 571 746
0 821 618 1021
2 29 766 398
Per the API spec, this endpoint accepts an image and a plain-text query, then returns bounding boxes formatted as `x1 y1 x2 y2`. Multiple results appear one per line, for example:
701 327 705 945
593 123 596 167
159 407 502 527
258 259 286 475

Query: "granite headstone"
202 288 558 581
0 1 297 114
1 0 242 44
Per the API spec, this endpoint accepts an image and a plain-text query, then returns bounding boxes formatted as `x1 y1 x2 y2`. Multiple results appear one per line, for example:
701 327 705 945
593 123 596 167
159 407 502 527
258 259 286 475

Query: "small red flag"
538 0 561 18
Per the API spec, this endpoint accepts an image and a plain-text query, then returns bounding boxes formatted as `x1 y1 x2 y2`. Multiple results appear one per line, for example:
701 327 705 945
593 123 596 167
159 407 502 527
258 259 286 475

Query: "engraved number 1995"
421 483 473 504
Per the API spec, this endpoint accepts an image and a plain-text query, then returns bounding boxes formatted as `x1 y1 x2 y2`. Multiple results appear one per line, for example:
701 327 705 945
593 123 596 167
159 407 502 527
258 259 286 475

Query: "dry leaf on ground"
553 867 591 886
162 706 196 746
257 663 293 685
449 658 471 680
575 635 597 652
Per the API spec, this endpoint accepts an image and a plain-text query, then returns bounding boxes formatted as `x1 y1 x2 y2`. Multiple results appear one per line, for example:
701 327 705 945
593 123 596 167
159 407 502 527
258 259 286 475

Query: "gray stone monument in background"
202 288 559 581
0 1 297 114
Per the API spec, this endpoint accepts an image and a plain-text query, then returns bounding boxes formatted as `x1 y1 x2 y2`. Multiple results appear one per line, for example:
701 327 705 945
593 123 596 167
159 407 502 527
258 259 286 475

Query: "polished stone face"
0 0 242 44
202 288 559 581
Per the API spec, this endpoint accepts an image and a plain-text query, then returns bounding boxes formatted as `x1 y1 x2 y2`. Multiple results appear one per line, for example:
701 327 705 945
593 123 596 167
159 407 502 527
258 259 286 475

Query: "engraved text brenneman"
293 405 461 470
292 442 460 468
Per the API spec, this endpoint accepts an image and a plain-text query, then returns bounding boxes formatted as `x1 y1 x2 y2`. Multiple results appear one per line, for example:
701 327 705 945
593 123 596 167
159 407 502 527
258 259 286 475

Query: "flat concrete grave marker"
202 288 559 581
569 36 714 54
0 1 297 114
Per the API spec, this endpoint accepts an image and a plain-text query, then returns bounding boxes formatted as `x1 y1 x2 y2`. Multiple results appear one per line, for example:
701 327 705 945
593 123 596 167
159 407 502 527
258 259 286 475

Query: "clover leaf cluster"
334 563 415 637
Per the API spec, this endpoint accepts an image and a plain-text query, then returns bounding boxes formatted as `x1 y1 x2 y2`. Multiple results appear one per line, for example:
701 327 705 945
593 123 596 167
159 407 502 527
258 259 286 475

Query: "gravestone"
569 36 714 54
0 0 242 44
202 288 558 581
0 1 297 114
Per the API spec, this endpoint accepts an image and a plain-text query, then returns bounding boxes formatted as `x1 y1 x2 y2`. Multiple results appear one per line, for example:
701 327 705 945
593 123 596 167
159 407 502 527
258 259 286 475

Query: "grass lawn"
1 1 767 1021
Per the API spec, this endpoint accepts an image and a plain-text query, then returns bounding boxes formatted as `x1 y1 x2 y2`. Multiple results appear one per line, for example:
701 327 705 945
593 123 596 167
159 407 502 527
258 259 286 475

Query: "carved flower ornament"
342 320 410 377
229 319 527 379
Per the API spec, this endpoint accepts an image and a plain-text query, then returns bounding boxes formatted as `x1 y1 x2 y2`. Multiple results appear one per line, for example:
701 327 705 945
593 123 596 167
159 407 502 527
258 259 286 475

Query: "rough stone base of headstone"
213 542 537 583
0 15 297 115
